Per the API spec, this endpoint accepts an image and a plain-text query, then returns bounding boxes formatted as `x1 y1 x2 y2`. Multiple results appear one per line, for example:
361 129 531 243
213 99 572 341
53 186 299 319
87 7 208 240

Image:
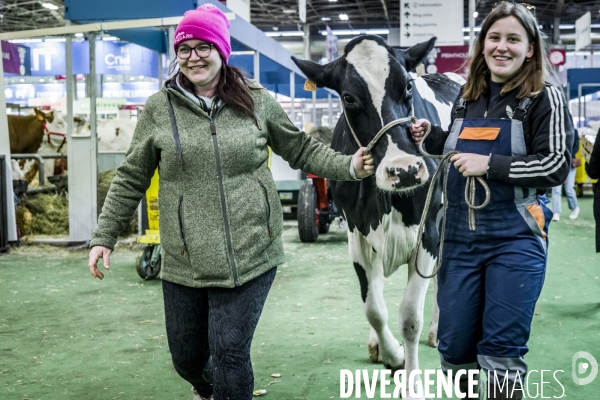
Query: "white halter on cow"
294 35 463 398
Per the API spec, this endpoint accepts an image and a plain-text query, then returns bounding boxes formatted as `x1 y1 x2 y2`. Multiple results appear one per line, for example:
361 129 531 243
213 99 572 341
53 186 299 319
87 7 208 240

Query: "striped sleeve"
487 86 574 189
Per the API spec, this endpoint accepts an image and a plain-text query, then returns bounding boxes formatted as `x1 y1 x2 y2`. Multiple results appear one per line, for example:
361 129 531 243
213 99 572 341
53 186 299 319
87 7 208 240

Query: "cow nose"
388 167 399 177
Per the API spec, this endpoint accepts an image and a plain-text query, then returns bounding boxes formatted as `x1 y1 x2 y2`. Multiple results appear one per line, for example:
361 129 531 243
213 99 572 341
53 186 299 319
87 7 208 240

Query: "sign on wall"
2 41 31 76
424 45 469 78
25 41 158 77
400 1 464 47
575 12 591 51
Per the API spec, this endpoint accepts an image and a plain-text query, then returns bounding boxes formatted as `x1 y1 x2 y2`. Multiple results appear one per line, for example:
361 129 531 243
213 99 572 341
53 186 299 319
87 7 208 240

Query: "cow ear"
34 108 45 121
397 36 437 73
291 56 339 91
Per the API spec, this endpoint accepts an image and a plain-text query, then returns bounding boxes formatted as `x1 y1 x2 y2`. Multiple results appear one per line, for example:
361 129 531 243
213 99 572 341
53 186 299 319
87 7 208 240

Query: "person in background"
585 129 600 252
551 131 580 221
87 4 374 400
410 3 573 399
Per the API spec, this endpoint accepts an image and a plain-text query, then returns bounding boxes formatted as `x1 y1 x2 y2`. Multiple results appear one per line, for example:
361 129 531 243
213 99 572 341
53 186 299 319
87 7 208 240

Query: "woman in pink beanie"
88 3 375 400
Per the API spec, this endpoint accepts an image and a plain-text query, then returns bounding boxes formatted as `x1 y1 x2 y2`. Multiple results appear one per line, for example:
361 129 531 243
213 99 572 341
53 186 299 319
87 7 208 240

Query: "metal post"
312 90 317 126
0 26 17 241
304 24 310 61
469 0 475 48
158 51 164 89
254 51 260 83
290 71 295 123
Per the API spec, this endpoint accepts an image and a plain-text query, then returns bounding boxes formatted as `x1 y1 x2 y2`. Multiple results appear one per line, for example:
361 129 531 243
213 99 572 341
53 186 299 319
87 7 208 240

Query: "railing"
10 154 67 185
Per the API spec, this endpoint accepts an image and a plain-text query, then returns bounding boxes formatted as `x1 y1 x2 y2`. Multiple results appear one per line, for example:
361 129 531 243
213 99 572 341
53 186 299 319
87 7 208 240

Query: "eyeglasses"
176 43 213 60
492 1 536 16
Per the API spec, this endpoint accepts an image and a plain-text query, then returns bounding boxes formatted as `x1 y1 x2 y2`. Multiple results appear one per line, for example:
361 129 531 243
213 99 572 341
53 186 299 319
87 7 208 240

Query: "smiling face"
177 39 223 97
483 16 534 83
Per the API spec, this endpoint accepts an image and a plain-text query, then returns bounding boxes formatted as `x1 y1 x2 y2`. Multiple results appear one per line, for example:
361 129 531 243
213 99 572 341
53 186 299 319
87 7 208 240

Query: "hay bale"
23 193 69 235
18 169 138 237
307 126 335 147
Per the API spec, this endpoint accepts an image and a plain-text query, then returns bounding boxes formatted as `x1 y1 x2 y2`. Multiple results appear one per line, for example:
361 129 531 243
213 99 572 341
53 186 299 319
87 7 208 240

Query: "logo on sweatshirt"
506 105 514 119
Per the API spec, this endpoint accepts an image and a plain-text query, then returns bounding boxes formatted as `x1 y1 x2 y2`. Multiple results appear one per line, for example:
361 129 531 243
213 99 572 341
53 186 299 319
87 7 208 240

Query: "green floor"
0 196 598 399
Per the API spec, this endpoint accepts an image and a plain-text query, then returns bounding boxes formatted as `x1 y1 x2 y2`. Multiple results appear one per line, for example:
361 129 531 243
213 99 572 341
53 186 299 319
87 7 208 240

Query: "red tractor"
297 173 339 242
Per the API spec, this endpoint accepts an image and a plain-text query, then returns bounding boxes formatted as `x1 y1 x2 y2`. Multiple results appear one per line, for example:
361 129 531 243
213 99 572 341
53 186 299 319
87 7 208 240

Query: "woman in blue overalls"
410 3 574 399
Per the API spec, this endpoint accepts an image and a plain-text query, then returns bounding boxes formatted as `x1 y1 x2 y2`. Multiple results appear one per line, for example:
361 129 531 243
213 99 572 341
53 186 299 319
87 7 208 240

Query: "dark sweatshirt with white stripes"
424 83 574 190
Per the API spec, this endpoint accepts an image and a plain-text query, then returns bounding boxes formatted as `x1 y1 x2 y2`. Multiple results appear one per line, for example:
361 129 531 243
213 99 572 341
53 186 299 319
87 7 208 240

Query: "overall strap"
512 97 533 121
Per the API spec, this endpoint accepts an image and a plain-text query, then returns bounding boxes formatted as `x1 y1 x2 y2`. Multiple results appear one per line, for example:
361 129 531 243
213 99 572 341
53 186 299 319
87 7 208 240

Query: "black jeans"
162 267 276 400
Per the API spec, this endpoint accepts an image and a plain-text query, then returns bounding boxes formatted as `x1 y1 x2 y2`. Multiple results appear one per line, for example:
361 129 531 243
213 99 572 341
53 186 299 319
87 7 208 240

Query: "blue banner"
95 41 158 77
26 40 157 77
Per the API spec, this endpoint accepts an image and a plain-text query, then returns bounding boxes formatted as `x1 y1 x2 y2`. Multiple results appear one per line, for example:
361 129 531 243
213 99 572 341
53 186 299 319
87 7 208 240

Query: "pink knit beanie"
174 4 231 63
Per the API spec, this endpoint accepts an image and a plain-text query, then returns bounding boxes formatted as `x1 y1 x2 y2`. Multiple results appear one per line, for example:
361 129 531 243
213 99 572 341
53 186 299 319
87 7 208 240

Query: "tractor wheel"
298 183 319 242
136 245 161 280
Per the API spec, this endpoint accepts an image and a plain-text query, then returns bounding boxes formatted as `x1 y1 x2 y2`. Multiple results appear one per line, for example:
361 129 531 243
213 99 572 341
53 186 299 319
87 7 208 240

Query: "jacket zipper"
177 195 187 255
210 104 240 285
258 181 273 237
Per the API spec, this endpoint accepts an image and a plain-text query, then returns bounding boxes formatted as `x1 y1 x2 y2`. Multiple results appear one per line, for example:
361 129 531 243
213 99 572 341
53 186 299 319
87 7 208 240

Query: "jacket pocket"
258 181 273 237
178 195 187 255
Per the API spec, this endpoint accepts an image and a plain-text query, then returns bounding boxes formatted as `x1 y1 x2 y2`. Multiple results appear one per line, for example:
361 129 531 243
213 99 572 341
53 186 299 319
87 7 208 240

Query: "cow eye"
342 94 355 105
406 82 413 92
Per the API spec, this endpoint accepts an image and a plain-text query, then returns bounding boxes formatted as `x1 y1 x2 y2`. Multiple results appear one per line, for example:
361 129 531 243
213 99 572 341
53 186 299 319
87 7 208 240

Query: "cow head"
292 35 436 193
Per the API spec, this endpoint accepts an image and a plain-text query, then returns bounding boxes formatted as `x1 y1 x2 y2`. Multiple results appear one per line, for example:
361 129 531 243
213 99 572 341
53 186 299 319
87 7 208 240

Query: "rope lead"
413 122 490 279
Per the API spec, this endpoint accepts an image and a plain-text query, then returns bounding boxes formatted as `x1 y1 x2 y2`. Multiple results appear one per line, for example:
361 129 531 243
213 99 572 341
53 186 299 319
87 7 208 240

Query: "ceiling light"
42 3 58 10
339 14 348 21
473 11 478 18
321 17 331 21
282 9 296 14
129 77 135 80
272 26 279 31
39 79 45 82
320 28 389 36
75 33 84 38
329 0 338 2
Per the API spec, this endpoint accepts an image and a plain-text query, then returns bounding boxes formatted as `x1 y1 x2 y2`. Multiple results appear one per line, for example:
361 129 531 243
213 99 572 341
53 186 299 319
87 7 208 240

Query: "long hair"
463 2 554 100
167 53 261 118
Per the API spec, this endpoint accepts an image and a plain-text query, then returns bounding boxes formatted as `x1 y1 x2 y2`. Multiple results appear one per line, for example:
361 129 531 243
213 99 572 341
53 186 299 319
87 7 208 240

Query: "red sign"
548 49 566 66
424 45 470 79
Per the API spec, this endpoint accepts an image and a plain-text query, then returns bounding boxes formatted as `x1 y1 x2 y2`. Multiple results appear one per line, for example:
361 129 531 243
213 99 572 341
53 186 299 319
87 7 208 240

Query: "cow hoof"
368 343 380 363
383 362 405 375
428 332 439 348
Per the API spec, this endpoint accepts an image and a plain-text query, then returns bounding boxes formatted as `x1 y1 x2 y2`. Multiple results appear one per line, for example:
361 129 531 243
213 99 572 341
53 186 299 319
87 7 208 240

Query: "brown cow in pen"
8 108 69 182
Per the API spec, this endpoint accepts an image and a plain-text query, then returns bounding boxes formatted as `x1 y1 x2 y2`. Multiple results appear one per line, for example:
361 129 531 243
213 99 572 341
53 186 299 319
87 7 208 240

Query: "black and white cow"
293 35 462 394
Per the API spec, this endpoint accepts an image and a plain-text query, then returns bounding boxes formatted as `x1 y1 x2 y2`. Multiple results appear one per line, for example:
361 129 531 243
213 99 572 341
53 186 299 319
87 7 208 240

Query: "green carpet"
0 196 597 399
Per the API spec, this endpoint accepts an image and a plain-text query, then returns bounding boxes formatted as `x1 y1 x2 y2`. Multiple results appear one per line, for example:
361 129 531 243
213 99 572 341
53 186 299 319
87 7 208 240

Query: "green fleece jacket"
90 82 354 288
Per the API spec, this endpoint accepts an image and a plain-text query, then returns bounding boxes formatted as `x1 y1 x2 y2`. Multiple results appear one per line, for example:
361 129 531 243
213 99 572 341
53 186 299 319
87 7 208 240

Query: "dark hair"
463 2 553 100
168 53 261 118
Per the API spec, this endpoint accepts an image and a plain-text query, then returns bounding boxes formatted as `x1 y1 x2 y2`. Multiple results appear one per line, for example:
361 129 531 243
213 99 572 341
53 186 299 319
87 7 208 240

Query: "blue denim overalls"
436 98 552 389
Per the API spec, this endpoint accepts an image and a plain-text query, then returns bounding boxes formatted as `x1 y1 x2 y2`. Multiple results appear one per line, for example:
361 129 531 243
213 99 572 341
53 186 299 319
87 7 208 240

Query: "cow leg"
400 248 435 399
367 258 405 370
350 234 404 370
357 258 405 370
428 275 439 348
